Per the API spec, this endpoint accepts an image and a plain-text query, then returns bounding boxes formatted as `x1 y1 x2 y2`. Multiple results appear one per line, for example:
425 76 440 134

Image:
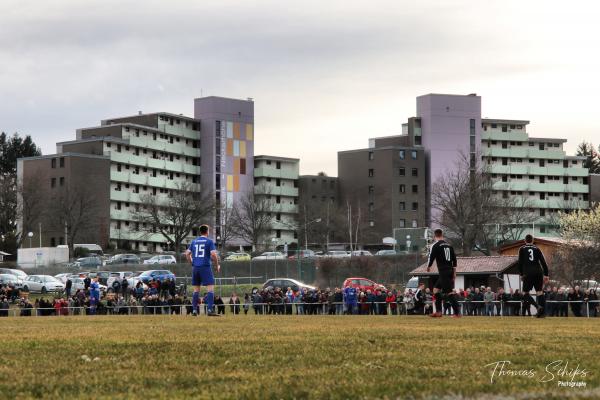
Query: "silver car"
0 273 23 288
22 275 65 294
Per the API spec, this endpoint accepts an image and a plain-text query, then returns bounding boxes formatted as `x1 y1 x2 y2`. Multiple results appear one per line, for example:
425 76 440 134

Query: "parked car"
70 277 107 293
88 271 111 285
323 251 350 258
0 268 28 280
342 277 387 292
288 249 316 260
376 250 397 256
0 273 23 288
73 244 104 256
108 254 141 265
405 277 419 292
252 252 286 260
143 255 177 265
263 278 316 292
106 272 135 289
72 256 103 269
22 275 65 294
54 273 72 284
138 270 176 284
350 250 373 257
225 252 251 261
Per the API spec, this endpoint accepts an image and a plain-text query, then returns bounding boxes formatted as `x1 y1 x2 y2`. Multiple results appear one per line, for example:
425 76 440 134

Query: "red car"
342 277 387 292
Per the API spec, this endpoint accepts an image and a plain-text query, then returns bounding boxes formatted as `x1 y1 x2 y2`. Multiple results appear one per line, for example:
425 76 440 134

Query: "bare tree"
16 174 45 246
297 200 345 250
132 181 214 257
231 186 274 252
215 200 237 251
49 186 101 255
431 153 537 255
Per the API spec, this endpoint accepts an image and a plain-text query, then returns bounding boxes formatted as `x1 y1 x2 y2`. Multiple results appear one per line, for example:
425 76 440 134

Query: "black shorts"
434 269 455 293
522 273 543 292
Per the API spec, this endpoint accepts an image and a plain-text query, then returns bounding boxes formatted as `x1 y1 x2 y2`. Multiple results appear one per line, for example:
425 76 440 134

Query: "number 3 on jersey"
444 248 451 262
194 243 205 258
528 248 534 261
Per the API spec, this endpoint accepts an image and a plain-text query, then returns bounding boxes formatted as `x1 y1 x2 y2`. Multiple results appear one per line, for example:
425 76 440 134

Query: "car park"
225 252 251 261
376 250 397 256
262 278 316 292
138 270 176 284
143 255 177 265
342 277 387 292
70 278 107 293
22 275 65 294
89 271 111 285
252 252 286 260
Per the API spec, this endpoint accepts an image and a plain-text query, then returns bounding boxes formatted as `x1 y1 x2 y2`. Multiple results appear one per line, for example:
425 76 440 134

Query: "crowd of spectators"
1 280 599 317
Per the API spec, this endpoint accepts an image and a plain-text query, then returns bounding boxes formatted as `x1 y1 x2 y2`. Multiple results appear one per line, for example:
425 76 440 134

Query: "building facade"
253 155 299 247
590 174 600 204
338 136 427 247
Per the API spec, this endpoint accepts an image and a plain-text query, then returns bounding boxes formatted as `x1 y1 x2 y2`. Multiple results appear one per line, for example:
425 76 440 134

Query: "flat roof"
56 137 129 146
254 155 299 162
368 134 407 141
528 137 568 143
417 93 480 98
102 111 197 123
338 146 423 155
193 95 254 102
482 118 530 125
18 152 110 162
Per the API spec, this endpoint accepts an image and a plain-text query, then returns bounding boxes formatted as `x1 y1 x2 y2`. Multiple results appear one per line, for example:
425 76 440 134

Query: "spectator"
65 278 72 298
484 287 495 316
214 295 225 314
243 293 250 315
229 292 241 314
386 291 397 315
121 277 129 300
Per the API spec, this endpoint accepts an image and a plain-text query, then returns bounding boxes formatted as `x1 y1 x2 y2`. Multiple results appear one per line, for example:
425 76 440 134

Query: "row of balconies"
126 135 201 158
110 171 199 191
491 181 589 193
487 164 588 177
482 147 566 160
107 151 201 175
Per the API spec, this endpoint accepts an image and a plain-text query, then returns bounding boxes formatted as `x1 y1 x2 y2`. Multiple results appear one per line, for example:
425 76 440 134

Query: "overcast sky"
1 1 599 175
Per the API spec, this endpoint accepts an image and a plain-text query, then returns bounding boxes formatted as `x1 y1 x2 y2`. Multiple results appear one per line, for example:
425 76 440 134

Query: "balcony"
109 228 168 243
483 147 566 160
481 131 528 142
254 167 298 180
255 185 299 197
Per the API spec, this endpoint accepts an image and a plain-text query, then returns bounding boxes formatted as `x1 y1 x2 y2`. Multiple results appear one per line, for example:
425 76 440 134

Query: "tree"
297 200 345 250
576 141 600 174
133 182 215 258
49 186 102 255
431 153 536 255
0 132 41 255
231 186 274 252
554 206 600 288
215 200 237 251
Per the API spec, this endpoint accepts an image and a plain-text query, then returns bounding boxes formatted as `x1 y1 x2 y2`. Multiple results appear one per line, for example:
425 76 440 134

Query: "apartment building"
338 136 426 246
253 155 299 247
481 119 589 234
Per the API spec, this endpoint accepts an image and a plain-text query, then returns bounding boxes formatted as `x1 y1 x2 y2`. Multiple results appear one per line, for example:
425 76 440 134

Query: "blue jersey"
188 236 216 268
90 281 100 299
344 287 357 304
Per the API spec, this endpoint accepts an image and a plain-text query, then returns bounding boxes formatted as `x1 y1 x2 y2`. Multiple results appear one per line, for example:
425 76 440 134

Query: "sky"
1 0 599 175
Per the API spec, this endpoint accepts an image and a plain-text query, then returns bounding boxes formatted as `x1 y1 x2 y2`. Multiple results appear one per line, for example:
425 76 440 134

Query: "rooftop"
411 256 518 275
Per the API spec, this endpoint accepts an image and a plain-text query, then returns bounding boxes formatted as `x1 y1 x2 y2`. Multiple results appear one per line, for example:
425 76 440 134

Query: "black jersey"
427 240 457 272
518 244 549 276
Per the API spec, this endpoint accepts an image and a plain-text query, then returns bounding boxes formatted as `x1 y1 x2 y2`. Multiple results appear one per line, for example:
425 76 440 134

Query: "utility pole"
39 222 42 247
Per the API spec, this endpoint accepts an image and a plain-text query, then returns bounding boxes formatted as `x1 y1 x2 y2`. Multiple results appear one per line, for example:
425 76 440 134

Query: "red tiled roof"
411 256 518 275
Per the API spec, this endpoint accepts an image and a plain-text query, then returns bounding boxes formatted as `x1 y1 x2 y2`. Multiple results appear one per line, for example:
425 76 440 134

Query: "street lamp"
406 235 411 253
28 232 33 248
304 218 322 250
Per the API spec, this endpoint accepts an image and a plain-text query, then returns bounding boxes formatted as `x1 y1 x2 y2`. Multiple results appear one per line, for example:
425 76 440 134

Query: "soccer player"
426 229 460 318
89 276 100 315
343 284 358 315
186 224 221 317
518 234 549 318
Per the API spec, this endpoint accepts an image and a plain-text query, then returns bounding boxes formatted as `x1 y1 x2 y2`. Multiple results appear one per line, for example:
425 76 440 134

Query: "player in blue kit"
344 285 358 315
186 225 221 317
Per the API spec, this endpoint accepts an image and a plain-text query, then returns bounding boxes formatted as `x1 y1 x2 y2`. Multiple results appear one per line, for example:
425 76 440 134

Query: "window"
399 219 406 228
502 124 508 132
59 157 64 168
491 123 497 129
399 202 405 211
502 142 508 149
276 161 281 169
399 184 405 193
59 177 64 186
412 185 418 193
368 202 374 212
368 169 374 177
369 221 375 227
411 220 418 228
276 213 281 221
411 150 417 160
368 185 374 194
539 159 545 167
276 178 281 186
412 202 418 211
414 136 421 145
240 158 246 175
276 230 281 238
412 168 418 177
399 150 405 159
51 158 56 168
399 168 405 176
276 196 281 204
540 209 546 217
368 152 374 160
50 178 56 188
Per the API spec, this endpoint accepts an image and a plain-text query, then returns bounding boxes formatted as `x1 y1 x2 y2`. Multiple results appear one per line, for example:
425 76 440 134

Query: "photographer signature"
484 360 589 384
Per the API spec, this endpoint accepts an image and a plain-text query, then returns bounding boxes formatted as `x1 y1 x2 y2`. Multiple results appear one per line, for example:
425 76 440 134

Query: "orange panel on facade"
233 123 241 139
246 124 253 140
226 139 233 156
233 175 240 192
240 141 246 157
233 158 240 174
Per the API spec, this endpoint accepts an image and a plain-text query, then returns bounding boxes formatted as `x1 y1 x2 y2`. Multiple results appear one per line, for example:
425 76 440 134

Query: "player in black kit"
518 234 549 318
426 229 460 318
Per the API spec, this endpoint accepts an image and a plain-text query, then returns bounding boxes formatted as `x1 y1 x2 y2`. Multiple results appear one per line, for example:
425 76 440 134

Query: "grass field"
0 315 598 399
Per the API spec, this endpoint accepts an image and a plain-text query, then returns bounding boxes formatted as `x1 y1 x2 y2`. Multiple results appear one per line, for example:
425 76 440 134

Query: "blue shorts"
192 267 215 286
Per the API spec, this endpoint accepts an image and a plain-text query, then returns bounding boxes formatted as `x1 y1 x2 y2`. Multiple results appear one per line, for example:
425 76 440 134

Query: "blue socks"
206 291 214 313
192 292 199 314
